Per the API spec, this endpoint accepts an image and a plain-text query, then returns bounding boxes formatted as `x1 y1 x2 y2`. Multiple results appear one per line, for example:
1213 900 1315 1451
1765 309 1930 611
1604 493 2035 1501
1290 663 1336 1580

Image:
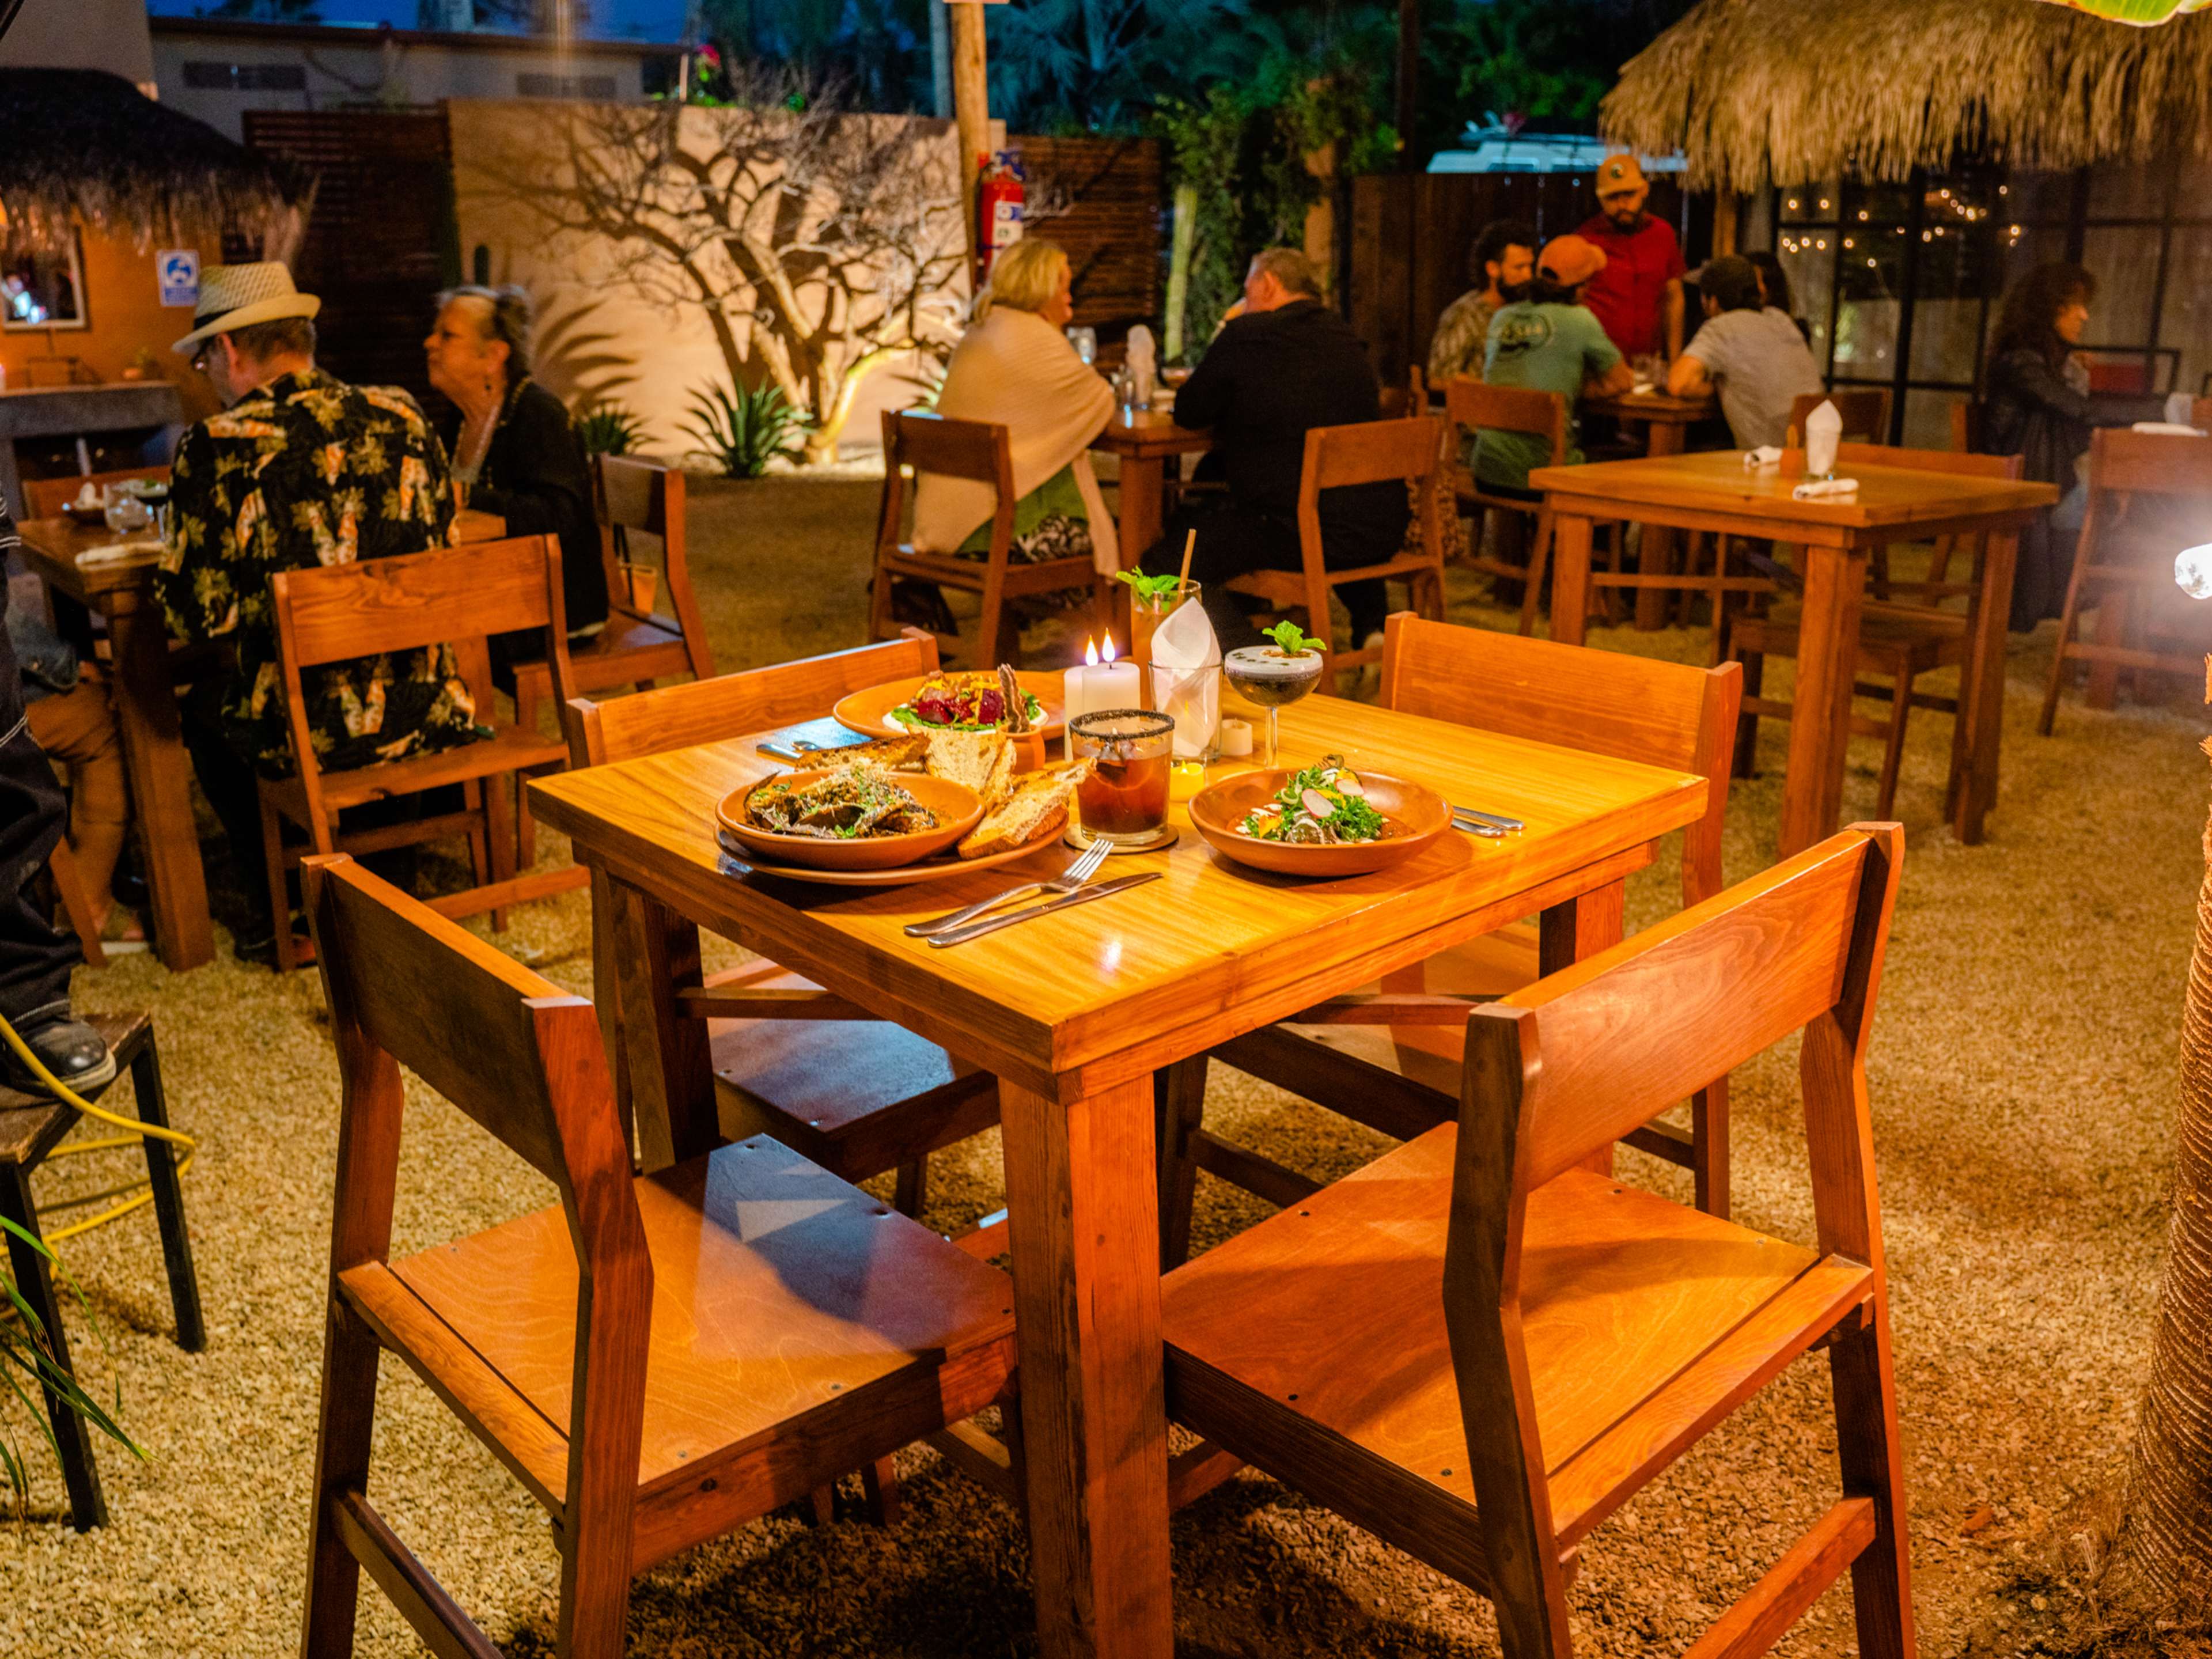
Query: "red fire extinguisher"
976 151 1026 277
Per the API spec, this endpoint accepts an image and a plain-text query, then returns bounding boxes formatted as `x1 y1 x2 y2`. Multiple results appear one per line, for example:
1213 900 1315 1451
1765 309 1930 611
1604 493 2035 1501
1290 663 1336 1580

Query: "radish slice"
1335 771 1366 796
1301 787 1335 819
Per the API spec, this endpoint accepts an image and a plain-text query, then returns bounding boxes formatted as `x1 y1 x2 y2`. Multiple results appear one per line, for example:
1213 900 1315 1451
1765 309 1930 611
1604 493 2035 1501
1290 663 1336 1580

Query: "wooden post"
1713 192 1741 257
950 0 989 281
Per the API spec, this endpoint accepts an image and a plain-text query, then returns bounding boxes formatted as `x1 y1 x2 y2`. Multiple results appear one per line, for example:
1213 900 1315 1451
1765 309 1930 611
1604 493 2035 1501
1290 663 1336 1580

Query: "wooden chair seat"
515 613 692 706
0 1012 153 1164
349 1133 1014 1556
1165 1135 1867 1559
1730 600 1967 670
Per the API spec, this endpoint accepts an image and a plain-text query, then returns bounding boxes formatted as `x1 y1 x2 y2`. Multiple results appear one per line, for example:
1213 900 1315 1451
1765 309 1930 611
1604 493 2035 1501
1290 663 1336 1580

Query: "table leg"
1000 1074 1173 1659
1634 423 1685 631
1116 456 1166 568
103 589 213 971
1548 513 1596 647
1779 546 1868 857
606 876 718 1171
1948 526 2018 845
1541 880 1625 1177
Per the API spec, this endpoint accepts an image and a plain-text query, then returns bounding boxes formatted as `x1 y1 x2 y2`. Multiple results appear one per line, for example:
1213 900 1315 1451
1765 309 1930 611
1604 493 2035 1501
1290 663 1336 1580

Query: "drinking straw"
1178 528 1195 589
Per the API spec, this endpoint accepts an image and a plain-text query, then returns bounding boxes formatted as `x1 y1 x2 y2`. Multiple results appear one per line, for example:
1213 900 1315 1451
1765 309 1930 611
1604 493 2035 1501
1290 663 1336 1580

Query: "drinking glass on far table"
101 488 152 537
1069 709 1174 846
1222 643 1324 769
1067 325 1097 366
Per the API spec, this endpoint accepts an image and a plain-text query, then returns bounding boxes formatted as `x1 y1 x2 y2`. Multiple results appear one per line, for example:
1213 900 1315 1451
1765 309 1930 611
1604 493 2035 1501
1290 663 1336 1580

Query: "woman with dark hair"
423 284 606 636
1980 262 2161 628
1745 251 1812 343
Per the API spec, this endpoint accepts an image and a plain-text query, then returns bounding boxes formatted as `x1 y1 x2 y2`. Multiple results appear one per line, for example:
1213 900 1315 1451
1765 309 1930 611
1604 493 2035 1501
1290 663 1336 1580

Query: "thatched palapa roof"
1601 0 2212 192
0 69 312 258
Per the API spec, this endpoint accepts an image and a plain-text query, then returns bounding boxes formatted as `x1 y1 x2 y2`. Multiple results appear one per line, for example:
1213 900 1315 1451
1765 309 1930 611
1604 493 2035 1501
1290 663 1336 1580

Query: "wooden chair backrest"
303 853 648 1508
22 467 171 519
1787 388 1890 448
2084 426 2212 500
1836 441 2017 483
567 630 942 767
594 456 710 665
1950 399 1980 454
598 453 683 541
1443 378 1567 467
1302 416 1444 492
878 408 1016 559
1377 613 1740 906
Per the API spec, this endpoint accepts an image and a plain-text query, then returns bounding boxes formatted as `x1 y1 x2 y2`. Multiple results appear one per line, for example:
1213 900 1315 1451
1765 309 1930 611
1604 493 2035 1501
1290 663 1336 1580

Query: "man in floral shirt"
156 263 482 957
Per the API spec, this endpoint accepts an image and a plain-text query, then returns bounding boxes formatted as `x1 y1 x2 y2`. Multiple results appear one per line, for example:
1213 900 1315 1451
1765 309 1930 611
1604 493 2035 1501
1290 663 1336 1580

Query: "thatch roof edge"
1601 0 2212 192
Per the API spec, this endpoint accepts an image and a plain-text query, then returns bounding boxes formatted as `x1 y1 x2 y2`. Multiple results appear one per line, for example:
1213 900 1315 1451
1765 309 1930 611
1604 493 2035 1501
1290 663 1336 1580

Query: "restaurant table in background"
14 515 210 971
1578 387 1721 630
1091 410 1211 570
1532 450 2055 854
453 509 507 543
530 690 1707 1659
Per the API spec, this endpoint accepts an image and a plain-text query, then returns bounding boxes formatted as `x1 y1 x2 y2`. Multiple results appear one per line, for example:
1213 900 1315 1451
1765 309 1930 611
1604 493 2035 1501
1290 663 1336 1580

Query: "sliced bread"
836 733 927 770
959 761 1092 859
925 729 1015 809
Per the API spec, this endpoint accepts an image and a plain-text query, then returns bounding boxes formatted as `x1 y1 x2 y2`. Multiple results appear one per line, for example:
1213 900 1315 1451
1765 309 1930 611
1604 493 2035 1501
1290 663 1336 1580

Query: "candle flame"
1101 635 1118 663
1084 637 1099 666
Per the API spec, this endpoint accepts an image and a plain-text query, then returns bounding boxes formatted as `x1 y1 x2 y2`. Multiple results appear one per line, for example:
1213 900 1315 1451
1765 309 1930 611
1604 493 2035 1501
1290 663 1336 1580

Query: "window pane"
1834 233 1902 380
2081 224 2161 346
1778 242 1834 369
2003 224 2072 289
1910 214 2002 383
2158 227 2212 399
2002 171 2078 224
2084 158 2172 222
1781 180 1840 223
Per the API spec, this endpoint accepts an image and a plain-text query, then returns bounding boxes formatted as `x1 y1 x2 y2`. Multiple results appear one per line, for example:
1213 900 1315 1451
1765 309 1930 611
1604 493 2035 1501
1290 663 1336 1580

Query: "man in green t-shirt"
1475 234 1637 493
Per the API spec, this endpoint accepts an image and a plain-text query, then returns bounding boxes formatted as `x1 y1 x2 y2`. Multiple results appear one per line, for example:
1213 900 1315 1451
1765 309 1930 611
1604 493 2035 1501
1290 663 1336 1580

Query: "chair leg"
1517 512 1554 637
124 1028 204 1351
2039 542 2097 737
1873 665 1913 821
861 1456 903 1528
1690 1077 1728 1219
1927 533 1956 588
1828 1307 1917 1659
1732 650 1764 780
483 773 518 933
2085 588 2131 710
893 1154 929 1218
0 1167 106 1530
1155 1056 1209 1270
1869 543 1891 602
259 789 298 973
976 567 1010 672
299 1300 381 1656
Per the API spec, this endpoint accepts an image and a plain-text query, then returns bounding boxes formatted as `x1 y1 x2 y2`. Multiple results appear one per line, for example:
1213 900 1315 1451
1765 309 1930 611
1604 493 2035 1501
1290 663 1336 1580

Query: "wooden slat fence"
1014 134 1162 344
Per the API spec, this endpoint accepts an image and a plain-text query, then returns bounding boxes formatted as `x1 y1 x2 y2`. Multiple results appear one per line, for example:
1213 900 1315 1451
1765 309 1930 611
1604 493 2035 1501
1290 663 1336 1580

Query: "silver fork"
904 839 1111 938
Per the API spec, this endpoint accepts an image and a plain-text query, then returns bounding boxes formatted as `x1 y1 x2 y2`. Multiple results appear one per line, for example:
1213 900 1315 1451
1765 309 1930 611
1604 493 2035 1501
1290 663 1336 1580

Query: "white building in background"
149 16 684 141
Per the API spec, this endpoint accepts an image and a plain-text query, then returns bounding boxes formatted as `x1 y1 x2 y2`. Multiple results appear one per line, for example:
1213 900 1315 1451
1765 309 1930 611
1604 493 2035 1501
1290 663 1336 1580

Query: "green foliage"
984 0 1264 137
685 381 812 478
0 1215 141 1513
573 401 648 459
1116 570 1186 608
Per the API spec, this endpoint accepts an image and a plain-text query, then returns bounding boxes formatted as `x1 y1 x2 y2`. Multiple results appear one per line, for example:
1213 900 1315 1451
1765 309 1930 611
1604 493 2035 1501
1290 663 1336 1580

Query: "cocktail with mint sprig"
1117 569 1203 669
1222 622 1325 768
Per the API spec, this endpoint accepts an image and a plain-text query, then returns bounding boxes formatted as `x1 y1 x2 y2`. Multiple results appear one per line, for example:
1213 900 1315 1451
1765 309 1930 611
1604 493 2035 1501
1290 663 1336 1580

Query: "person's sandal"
97 906 150 956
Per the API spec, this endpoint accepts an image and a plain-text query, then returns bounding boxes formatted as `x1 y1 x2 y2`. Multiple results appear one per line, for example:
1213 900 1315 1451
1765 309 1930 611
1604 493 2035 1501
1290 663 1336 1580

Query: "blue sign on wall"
157 250 200 309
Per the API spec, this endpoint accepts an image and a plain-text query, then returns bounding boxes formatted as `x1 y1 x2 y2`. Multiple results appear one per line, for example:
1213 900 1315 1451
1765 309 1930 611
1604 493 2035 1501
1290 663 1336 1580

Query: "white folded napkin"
77 537 162 566
1744 446 1783 468
2131 421 2206 437
1147 595 1220 759
1791 477 1859 501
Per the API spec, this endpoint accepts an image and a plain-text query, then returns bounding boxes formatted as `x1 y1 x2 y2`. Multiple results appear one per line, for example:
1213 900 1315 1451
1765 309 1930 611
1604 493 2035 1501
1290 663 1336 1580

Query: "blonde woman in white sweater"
911 238 1118 572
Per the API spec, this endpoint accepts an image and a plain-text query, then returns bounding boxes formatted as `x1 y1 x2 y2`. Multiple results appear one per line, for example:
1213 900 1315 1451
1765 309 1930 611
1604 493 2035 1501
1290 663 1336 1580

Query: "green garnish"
889 692 1044 732
1116 570 1187 608
1236 755 1389 844
1263 621 1322 657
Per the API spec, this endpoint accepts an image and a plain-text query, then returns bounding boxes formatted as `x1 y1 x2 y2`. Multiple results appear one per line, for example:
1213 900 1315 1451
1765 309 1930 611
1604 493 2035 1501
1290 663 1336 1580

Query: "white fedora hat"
172 262 321 356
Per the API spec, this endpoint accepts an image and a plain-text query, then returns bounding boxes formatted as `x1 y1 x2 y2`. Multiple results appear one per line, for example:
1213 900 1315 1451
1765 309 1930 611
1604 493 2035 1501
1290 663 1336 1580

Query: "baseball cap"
1537 234 1607 289
1596 154 1648 199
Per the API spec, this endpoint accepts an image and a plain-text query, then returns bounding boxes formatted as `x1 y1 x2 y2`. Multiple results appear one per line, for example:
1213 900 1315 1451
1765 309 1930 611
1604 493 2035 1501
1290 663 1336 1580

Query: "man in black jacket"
1141 248 1407 652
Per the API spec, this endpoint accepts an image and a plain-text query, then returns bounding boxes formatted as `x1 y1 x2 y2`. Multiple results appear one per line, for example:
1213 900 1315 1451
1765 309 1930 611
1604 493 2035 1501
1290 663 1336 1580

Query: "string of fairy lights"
1774 184 2029 269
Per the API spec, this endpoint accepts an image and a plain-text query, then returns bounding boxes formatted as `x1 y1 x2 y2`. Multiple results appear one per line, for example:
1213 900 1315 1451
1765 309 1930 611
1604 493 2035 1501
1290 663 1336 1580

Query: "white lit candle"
1064 638 1097 728
2179 544 2212 600
1088 633 1142 713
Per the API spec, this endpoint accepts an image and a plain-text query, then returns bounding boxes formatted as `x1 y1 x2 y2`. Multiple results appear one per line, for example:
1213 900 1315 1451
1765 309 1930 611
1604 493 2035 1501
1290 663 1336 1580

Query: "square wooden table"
530 691 1706 1659
1531 450 2056 856
1576 389 1722 631
1092 411 1211 566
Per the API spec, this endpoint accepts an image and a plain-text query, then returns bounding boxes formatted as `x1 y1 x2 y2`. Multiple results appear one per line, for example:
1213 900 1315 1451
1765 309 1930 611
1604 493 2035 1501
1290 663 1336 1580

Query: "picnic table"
529 688 1707 1659
1531 450 2055 855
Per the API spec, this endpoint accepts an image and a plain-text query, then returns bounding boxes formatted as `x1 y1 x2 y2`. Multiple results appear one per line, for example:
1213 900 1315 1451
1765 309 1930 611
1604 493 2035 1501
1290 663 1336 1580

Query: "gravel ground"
2 474 2203 1658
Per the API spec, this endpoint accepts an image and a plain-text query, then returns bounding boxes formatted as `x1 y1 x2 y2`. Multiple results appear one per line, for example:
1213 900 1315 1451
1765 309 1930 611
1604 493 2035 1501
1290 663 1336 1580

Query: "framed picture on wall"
3 237 89 331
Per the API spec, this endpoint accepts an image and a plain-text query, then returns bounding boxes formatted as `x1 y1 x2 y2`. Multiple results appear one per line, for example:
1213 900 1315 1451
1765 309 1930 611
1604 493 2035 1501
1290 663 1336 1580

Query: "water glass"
1070 709 1175 845
1067 325 1098 366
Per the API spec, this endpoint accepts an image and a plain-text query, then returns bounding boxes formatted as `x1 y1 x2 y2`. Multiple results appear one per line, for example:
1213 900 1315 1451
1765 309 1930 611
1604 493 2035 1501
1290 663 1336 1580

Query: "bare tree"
468 67 968 461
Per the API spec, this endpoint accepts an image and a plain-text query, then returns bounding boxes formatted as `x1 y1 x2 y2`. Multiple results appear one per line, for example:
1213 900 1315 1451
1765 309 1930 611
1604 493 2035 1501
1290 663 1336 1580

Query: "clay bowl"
1188 768 1452 878
716 769 983 872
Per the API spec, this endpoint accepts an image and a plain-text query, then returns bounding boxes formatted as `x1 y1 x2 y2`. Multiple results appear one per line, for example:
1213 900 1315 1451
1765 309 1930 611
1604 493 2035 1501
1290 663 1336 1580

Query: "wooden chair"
260 535 588 971
2038 427 2212 734
564 631 1001 1229
41 838 106 968
295 854 1016 1659
1158 615 1742 1268
1224 416 1449 677
1444 378 1565 636
1916 400 1987 595
21 467 172 520
0 1012 202 1531
869 409 1112 671
1161 823 1913 1659
1728 444 2022 818
509 457 716 866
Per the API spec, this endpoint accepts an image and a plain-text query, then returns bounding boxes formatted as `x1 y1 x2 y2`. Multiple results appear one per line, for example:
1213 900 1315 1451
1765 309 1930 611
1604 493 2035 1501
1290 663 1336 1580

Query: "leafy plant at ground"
1 1215 140 1513
685 381 812 478
572 401 649 458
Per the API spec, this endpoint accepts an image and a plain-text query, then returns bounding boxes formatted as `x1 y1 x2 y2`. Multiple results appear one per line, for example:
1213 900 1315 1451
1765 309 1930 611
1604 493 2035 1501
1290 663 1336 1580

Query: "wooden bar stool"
1161 824 1914 1659
0 1011 203 1531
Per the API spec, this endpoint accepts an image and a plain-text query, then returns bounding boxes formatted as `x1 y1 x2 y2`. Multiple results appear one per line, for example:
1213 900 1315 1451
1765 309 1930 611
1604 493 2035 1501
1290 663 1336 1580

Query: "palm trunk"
2106 750 2212 1611
1163 182 1197 363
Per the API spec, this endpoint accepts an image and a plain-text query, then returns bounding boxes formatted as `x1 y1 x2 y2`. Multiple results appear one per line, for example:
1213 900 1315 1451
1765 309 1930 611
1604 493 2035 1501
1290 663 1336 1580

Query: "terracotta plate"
833 672 1067 741
713 826 1067 887
1189 768 1453 877
717 770 983 870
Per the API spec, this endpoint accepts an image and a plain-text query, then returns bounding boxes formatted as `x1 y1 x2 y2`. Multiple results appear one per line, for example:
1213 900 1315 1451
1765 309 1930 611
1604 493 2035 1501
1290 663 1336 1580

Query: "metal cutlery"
905 839 1111 938
1452 804 1525 833
927 871 1161 948
1452 814 1506 838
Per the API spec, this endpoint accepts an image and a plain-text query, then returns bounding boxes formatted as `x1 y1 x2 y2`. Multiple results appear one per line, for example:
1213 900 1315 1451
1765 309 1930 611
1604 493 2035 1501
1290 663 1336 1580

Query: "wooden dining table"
529 690 1708 1659
1532 450 2056 856
14 507 512 972
1577 388 1722 630
1091 410 1211 566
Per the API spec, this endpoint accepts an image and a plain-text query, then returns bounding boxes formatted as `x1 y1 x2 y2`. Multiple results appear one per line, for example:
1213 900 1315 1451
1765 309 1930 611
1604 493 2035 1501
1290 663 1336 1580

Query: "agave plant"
571 400 648 458
1 1215 140 1511
684 382 812 479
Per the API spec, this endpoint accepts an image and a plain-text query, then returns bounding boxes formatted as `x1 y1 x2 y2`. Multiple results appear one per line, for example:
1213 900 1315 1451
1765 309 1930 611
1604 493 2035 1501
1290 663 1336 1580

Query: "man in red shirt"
1575 154 1685 362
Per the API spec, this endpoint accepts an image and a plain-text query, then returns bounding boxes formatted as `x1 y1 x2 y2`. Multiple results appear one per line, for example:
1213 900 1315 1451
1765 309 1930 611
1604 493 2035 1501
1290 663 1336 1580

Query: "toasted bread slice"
835 733 927 770
959 761 1092 858
925 729 1015 809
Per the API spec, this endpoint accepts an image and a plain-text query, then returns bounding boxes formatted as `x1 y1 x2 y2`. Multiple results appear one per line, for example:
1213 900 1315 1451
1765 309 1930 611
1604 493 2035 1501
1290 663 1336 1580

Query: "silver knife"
927 872 1161 948
1453 804 1525 832
1452 815 1506 839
